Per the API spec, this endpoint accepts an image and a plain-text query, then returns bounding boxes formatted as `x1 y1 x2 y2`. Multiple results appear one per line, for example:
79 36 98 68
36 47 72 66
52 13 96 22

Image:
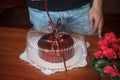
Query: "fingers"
89 15 93 28
92 18 99 35
92 17 103 38
89 6 103 38
88 10 100 36
98 18 103 38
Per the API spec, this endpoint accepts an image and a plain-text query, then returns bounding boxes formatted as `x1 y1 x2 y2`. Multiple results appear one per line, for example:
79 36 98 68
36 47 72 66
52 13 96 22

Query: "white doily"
19 31 90 75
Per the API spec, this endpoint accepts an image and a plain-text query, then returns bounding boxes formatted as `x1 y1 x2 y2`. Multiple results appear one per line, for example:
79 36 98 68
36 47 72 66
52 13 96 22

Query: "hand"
89 0 103 38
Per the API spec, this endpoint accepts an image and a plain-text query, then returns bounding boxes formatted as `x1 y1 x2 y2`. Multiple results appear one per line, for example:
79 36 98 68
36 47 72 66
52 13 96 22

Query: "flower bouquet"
91 32 120 80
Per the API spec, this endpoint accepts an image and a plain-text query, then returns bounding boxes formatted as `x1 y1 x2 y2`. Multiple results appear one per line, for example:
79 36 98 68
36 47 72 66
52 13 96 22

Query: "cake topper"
42 0 69 71
44 0 64 41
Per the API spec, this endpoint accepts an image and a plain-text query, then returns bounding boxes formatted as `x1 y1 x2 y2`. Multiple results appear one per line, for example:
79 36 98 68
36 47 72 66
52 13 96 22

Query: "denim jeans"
28 4 94 35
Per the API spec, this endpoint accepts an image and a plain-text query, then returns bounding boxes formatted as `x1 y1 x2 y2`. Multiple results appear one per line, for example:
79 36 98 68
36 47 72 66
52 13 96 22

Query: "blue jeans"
28 4 94 35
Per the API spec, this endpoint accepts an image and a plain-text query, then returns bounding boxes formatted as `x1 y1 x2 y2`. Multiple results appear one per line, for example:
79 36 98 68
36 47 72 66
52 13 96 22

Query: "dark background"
0 0 120 37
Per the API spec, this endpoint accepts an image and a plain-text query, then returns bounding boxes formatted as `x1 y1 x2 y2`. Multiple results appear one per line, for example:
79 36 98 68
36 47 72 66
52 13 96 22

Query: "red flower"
102 48 117 59
118 45 120 58
118 45 120 51
103 65 119 77
92 32 120 79
94 50 104 58
118 38 120 41
112 43 119 51
118 51 120 58
104 32 117 43
98 39 108 50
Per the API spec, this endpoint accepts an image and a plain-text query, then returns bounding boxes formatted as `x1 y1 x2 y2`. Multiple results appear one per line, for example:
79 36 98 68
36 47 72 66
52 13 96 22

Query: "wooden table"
0 0 25 8
0 27 109 80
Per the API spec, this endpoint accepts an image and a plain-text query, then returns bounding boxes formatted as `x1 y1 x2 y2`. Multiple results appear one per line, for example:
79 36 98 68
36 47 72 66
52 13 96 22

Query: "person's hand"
89 0 103 38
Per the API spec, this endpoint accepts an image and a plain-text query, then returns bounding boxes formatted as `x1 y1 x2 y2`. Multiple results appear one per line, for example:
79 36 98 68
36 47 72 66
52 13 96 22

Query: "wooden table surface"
0 0 25 8
0 27 109 80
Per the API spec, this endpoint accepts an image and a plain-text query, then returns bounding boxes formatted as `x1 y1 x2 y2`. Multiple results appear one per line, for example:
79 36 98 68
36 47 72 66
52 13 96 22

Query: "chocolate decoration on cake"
38 0 74 71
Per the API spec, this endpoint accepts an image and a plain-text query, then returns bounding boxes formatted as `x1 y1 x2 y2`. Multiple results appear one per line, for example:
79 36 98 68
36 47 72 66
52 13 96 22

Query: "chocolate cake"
38 32 74 63
37 0 75 63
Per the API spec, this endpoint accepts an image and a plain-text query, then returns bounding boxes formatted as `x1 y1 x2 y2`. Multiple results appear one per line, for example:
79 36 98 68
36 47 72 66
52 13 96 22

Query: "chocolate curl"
61 52 68 71
44 0 54 28
44 0 67 71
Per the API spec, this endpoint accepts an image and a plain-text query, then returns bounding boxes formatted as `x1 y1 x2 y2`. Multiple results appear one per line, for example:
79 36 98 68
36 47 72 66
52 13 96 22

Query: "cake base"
19 30 90 75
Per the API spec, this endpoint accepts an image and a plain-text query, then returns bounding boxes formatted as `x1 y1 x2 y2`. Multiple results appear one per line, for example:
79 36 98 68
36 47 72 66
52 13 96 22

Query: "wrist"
92 0 102 9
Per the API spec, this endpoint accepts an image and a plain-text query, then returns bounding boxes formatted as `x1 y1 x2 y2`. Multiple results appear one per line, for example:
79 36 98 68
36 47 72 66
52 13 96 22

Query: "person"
27 0 103 38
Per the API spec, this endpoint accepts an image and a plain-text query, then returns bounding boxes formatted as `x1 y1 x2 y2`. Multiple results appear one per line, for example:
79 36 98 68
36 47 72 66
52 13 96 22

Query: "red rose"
94 50 104 58
104 32 117 43
103 48 117 59
98 39 108 50
103 65 119 77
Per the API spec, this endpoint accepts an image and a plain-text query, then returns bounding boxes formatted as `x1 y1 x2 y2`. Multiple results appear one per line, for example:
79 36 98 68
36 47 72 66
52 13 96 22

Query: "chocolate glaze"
38 33 74 50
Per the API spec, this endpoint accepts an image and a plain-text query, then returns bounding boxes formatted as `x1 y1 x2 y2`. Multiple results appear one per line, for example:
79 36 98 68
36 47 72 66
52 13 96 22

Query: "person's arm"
89 0 103 38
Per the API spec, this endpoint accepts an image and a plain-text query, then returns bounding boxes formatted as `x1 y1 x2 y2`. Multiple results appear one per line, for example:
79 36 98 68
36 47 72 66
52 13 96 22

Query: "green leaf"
91 58 113 74
100 72 109 78
91 57 98 64
93 59 110 68
110 77 120 80
116 61 120 72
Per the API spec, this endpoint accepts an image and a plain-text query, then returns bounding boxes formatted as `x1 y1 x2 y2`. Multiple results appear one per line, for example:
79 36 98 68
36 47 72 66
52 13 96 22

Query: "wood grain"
0 27 109 80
